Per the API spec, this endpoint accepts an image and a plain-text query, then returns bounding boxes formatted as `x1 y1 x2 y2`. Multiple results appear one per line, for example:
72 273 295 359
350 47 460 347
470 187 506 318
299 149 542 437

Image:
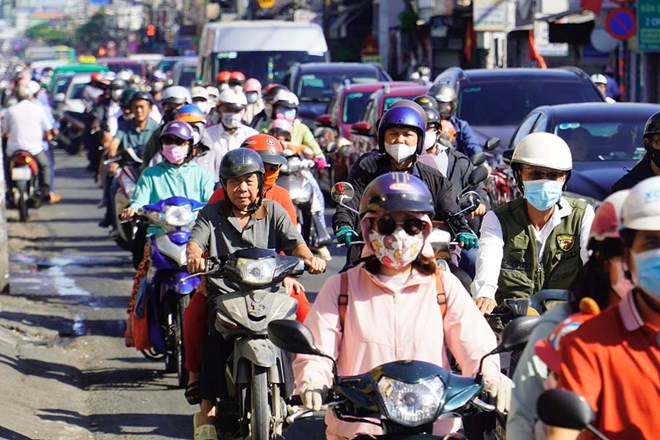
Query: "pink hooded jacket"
292 264 501 439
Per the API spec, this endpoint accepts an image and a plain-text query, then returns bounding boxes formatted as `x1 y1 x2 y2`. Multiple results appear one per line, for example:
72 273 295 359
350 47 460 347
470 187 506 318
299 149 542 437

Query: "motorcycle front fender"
234 338 277 368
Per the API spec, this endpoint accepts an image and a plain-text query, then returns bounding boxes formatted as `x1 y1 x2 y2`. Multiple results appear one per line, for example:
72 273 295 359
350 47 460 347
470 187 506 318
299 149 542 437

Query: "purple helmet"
378 101 427 155
160 120 194 142
359 172 434 218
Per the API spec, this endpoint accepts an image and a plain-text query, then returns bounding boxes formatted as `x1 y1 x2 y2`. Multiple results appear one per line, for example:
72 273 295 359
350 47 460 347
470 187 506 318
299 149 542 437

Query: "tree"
74 10 109 53
26 22 70 46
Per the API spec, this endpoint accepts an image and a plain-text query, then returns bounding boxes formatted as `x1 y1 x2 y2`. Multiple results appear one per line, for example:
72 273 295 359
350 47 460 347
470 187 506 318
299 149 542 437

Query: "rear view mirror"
268 320 323 356
496 316 539 353
315 114 333 127
502 149 514 166
470 152 486 166
331 181 355 204
468 166 488 186
458 190 481 212
484 137 500 151
537 389 606 439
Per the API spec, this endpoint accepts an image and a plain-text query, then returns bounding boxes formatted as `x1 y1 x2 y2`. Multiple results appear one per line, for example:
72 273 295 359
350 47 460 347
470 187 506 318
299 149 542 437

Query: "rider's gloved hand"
358 154 378 173
335 226 359 247
301 382 327 411
457 232 479 250
485 374 514 414
314 156 327 170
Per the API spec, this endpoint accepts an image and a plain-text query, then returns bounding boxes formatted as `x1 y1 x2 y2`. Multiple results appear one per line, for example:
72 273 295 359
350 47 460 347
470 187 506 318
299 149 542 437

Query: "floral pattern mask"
368 227 424 269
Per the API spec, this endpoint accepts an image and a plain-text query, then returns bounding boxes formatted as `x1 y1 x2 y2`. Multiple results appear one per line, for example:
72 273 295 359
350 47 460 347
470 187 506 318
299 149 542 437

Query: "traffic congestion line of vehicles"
2 16 659 440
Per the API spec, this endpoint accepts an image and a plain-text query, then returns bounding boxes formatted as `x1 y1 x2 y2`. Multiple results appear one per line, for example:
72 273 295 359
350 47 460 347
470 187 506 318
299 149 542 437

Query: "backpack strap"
338 272 349 330
435 268 447 318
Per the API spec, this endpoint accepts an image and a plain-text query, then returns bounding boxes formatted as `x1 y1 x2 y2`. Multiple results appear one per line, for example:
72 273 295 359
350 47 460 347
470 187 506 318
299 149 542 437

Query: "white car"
52 73 93 113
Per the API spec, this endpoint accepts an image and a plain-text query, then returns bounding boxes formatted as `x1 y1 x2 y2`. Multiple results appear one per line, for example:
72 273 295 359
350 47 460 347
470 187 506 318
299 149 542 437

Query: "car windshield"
297 73 379 102
178 65 197 87
215 51 325 87
70 82 86 100
342 92 373 124
383 96 417 111
554 120 647 162
459 81 602 126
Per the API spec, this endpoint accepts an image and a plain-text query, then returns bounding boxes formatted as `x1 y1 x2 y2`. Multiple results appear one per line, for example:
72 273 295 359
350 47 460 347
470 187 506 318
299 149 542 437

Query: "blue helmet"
378 101 427 155
359 172 434 218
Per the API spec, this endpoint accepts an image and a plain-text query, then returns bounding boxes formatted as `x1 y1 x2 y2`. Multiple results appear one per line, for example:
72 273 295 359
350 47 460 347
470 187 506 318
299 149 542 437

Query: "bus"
25 45 76 63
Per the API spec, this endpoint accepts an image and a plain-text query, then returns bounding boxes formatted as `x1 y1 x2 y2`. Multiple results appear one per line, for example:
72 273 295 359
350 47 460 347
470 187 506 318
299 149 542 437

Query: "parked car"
283 62 392 126
350 83 430 156
319 81 417 140
429 67 605 148
509 102 660 202
170 57 198 89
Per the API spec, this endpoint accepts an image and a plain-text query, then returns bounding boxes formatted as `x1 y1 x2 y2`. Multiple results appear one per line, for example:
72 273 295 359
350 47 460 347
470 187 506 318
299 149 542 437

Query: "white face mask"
423 131 437 150
194 101 209 114
385 142 417 163
222 111 243 129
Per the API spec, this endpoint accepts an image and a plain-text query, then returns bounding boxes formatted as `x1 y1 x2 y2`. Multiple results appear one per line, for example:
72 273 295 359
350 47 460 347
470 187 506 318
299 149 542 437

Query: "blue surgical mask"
632 248 660 300
523 179 563 211
277 109 296 121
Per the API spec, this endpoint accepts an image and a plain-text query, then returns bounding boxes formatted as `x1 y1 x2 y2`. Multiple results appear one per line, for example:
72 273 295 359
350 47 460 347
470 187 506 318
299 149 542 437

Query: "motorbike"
134 196 205 388
184 248 308 439
55 110 86 155
484 147 520 209
267 315 539 438
278 153 332 249
538 389 609 440
104 148 142 253
8 150 42 222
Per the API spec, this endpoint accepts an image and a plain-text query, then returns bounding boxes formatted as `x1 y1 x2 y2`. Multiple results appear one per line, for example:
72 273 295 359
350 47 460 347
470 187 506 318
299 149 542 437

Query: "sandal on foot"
185 381 202 405
194 423 218 440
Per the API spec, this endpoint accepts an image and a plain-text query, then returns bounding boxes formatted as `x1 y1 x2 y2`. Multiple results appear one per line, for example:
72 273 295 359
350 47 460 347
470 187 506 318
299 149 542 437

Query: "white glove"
485 374 514 414
300 383 326 411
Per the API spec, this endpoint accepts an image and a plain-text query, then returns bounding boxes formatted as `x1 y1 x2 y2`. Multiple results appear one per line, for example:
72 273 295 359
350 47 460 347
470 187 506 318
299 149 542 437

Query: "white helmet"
590 73 607 85
512 132 572 171
162 85 192 105
620 176 660 231
191 86 209 101
117 69 133 82
273 90 299 109
217 88 247 108
205 85 220 99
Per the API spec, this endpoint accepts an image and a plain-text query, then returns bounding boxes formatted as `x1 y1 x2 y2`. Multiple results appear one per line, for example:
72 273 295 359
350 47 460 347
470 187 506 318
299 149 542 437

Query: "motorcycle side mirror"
484 137 500 151
268 319 324 356
331 181 355 204
537 389 608 440
502 148 514 166
470 152 486 167
468 166 488 186
458 190 481 212
315 114 333 127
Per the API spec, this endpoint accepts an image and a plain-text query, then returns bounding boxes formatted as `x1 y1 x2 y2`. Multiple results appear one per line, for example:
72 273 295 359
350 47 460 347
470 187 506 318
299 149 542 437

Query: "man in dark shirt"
611 112 660 192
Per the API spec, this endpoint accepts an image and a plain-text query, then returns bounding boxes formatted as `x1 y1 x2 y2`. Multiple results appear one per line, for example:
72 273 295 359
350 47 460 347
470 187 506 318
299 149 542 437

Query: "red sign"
605 8 637 41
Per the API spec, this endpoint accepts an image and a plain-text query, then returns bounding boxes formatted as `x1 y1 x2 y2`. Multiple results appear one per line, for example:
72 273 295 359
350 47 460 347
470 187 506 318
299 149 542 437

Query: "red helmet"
216 71 231 83
241 134 287 165
229 71 246 86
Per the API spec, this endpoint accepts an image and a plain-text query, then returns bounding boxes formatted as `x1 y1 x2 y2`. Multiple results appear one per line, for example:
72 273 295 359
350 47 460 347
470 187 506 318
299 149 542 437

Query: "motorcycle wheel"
64 135 82 155
17 188 28 222
174 295 189 388
250 364 271 440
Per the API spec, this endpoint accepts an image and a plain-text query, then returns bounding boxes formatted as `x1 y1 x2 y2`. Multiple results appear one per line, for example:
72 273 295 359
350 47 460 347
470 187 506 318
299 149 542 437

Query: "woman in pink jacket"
293 172 511 439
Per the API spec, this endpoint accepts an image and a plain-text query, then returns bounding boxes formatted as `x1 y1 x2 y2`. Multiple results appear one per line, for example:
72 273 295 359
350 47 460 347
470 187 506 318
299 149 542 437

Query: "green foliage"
26 22 70 46
74 10 109 52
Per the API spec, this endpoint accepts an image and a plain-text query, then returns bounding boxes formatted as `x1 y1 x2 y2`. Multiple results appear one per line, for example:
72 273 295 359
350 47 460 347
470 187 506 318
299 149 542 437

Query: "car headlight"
236 257 277 286
162 203 196 227
563 192 601 209
377 376 444 426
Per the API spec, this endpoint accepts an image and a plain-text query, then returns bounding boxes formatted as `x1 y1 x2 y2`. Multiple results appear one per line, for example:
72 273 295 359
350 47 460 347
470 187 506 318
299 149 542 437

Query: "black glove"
358 154 378 174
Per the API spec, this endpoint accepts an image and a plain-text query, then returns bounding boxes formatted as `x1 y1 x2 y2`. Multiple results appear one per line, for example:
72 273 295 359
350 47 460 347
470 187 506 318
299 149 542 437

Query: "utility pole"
0 153 9 295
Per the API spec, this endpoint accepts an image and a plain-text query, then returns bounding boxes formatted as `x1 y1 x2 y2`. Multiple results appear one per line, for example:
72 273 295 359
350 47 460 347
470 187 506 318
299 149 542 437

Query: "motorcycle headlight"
161 203 196 227
377 376 444 427
236 257 277 286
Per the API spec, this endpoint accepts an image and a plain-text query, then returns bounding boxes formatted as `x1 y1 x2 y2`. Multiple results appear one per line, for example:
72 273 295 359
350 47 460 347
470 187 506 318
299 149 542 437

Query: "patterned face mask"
368 226 424 269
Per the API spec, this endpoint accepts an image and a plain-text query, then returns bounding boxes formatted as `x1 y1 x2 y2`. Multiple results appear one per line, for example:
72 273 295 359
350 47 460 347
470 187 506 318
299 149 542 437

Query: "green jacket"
494 197 587 303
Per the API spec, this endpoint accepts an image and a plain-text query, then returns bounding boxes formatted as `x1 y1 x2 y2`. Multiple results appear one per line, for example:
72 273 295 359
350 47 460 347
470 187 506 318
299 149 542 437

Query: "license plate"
11 166 32 181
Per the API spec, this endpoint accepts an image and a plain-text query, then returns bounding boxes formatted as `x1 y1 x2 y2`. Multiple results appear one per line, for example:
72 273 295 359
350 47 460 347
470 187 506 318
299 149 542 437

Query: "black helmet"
434 85 457 119
413 95 439 112
110 79 127 90
424 107 441 130
220 148 265 180
643 111 660 138
129 91 155 105
120 87 139 107
359 172 434 218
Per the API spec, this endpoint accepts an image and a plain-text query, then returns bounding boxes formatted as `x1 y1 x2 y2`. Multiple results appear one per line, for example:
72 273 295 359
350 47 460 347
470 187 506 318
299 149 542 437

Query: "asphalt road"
1 150 338 439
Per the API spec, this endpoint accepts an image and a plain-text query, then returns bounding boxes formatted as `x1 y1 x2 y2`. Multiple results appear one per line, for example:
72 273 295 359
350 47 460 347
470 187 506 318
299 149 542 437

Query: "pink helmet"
244 78 262 93
588 190 630 242
270 118 293 133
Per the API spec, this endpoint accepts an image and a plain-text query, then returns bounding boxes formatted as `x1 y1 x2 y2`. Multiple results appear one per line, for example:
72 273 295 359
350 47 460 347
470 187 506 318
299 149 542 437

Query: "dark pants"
4 149 53 196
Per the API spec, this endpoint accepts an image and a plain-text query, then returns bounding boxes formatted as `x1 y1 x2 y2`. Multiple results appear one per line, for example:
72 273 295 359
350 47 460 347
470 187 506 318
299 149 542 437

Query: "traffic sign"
605 8 636 41
258 0 275 8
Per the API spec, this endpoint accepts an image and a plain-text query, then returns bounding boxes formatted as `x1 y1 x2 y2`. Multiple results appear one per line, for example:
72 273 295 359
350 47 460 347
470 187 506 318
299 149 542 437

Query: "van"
199 20 329 87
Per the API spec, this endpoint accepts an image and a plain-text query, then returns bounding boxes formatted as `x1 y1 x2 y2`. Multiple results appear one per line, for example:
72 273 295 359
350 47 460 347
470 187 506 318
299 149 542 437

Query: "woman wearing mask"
243 78 264 126
121 120 214 347
507 190 632 439
206 88 257 163
293 172 512 439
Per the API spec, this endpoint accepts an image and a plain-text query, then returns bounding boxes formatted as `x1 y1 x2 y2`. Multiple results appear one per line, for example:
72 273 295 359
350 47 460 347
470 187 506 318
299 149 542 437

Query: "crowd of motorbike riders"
1 63 660 440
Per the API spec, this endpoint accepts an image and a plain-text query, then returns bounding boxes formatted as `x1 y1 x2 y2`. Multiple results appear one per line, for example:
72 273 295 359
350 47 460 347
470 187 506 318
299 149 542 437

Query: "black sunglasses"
161 136 188 145
374 216 424 236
